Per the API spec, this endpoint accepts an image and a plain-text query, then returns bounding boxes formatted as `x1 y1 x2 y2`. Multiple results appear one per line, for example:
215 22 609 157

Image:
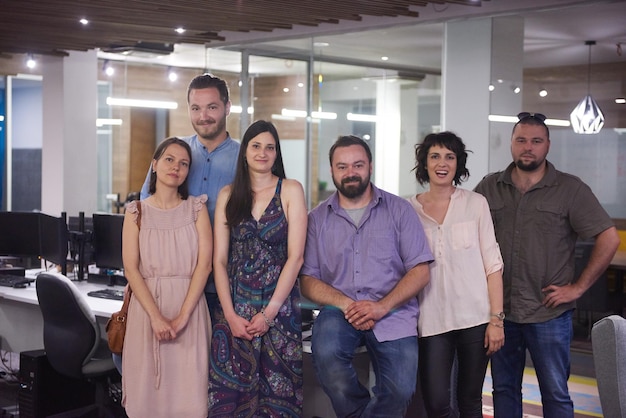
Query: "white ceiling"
97 0 626 78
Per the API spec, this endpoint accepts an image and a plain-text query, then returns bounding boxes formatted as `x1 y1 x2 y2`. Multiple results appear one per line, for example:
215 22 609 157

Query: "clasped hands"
151 314 187 342
228 312 271 341
344 300 386 331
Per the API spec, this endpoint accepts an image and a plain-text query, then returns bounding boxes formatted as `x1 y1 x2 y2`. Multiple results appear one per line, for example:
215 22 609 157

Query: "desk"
0 272 123 353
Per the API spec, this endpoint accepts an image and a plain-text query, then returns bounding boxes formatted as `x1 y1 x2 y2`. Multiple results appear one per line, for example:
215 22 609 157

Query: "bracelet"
261 308 275 328
489 322 504 329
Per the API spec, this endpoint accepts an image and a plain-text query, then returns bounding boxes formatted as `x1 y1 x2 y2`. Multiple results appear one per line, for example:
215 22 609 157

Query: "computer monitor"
92 213 125 271
0 211 41 259
67 214 93 235
38 213 69 275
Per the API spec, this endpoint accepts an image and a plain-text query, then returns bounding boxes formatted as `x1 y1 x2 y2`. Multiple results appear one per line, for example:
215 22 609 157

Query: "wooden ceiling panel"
0 0 487 57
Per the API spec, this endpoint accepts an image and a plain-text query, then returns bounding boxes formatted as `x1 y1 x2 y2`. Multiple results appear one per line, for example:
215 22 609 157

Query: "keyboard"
87 288 125 301
0 274 35 288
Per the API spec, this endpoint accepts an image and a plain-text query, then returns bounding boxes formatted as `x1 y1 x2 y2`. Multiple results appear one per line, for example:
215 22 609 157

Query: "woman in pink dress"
122 137 212 417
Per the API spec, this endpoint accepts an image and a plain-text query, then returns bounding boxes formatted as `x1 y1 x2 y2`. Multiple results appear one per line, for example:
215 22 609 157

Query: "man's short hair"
329 135 372 165
187 73 230 104
513 112 550 139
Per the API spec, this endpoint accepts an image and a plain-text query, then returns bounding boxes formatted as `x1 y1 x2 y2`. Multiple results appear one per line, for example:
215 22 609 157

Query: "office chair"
591 315 626 418
36 272 120 417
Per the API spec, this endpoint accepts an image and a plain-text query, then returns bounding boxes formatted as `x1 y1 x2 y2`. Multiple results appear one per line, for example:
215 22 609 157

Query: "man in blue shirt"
300 135 433 418
140 73 240 316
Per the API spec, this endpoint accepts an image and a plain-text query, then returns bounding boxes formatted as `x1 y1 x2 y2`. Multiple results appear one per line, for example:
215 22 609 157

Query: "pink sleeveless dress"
122 195 211 418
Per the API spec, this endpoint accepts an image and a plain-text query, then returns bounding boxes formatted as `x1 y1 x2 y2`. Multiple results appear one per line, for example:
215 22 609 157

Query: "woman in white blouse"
408 131 504 418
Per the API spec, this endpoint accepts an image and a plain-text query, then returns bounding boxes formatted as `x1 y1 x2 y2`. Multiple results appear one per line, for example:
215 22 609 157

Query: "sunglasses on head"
517 112 547 122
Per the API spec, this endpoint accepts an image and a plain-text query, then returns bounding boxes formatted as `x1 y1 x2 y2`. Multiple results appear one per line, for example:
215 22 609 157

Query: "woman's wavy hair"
412 131 470 186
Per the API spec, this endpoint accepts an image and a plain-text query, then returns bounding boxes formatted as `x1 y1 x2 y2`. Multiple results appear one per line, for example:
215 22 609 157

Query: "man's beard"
333 174 370 199
195 113 227 141
515 158 543 172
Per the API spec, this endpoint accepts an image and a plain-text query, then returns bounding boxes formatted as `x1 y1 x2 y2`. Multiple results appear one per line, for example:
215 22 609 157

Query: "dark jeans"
491 310 574 418
419 324 489 418
311 307 418 418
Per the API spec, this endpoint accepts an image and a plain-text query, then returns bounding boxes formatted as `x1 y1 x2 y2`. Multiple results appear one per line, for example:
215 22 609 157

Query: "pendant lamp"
570 40 604 134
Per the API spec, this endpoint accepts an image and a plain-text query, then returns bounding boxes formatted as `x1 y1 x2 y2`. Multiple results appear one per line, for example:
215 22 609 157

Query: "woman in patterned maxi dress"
122 137 213 418
209 120 308 417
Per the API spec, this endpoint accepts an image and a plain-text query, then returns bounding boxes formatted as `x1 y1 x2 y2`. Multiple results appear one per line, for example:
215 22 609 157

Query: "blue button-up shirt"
140 134 240 224
301 184 433 342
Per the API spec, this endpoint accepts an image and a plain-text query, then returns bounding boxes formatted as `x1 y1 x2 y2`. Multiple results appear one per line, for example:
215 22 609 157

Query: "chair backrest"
36 272 100 379
591 315 626 418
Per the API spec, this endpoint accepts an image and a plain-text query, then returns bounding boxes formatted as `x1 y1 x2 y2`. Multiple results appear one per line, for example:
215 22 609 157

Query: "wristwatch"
492 312 506 321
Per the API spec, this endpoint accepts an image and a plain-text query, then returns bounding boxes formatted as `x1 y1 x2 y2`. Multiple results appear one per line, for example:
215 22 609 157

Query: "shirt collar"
192 132 234 153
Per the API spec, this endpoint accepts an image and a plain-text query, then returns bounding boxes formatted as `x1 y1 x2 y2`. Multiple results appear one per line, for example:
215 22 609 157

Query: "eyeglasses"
517 112 547 122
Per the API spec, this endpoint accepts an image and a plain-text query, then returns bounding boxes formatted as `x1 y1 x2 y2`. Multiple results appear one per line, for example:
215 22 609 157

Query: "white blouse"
408 187 503 337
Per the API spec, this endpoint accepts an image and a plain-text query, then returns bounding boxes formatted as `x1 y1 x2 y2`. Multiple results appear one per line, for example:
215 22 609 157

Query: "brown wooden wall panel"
129 108 157 194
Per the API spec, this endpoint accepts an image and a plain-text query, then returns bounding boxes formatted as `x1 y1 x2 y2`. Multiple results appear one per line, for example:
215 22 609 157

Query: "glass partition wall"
95 45 435 211
4 25 622 216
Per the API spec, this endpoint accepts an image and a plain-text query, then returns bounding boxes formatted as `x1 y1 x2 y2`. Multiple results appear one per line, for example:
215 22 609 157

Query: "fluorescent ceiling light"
280 108 337 120
282 108 307 118
489 114 570 127
0 115 4 122
96 118 123 127
311 111 337 120
106 97 178 109
347 113 378 122
271 114 296 121
230 105 254 114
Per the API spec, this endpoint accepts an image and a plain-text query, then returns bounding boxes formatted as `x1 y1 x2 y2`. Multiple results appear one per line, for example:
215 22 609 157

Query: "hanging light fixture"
570 40 604 134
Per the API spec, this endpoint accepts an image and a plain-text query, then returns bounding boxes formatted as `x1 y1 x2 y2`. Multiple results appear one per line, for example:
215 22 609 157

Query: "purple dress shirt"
301 183 433 342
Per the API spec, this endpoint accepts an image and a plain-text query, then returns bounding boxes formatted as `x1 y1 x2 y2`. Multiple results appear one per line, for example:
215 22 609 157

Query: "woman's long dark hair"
225 120 286 227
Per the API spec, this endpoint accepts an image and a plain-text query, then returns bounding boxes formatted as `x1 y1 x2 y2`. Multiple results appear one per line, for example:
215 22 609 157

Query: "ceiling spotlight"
168 67 178 82
103 60 114 76
488 84 495 92
539 88 548 97
26 54 36 69
381 56 389 61
175 27 186 34
615 98 626 104
79 18 89 25
512 86 521 94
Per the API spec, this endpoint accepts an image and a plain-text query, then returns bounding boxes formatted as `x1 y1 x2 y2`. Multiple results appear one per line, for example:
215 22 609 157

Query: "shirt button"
203 177 207 181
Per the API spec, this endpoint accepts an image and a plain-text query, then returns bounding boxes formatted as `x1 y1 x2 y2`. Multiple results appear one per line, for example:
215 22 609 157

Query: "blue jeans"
311 307 418 418
491 310 574 418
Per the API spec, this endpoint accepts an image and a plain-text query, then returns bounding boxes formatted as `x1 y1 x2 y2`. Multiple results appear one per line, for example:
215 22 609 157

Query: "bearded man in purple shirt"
300 135 433 418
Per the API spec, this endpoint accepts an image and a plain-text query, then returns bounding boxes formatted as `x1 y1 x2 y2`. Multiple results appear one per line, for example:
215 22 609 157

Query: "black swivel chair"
36 272 120 416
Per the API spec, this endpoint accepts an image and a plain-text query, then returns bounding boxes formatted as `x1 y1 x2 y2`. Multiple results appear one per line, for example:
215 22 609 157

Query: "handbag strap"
120 284 132 314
